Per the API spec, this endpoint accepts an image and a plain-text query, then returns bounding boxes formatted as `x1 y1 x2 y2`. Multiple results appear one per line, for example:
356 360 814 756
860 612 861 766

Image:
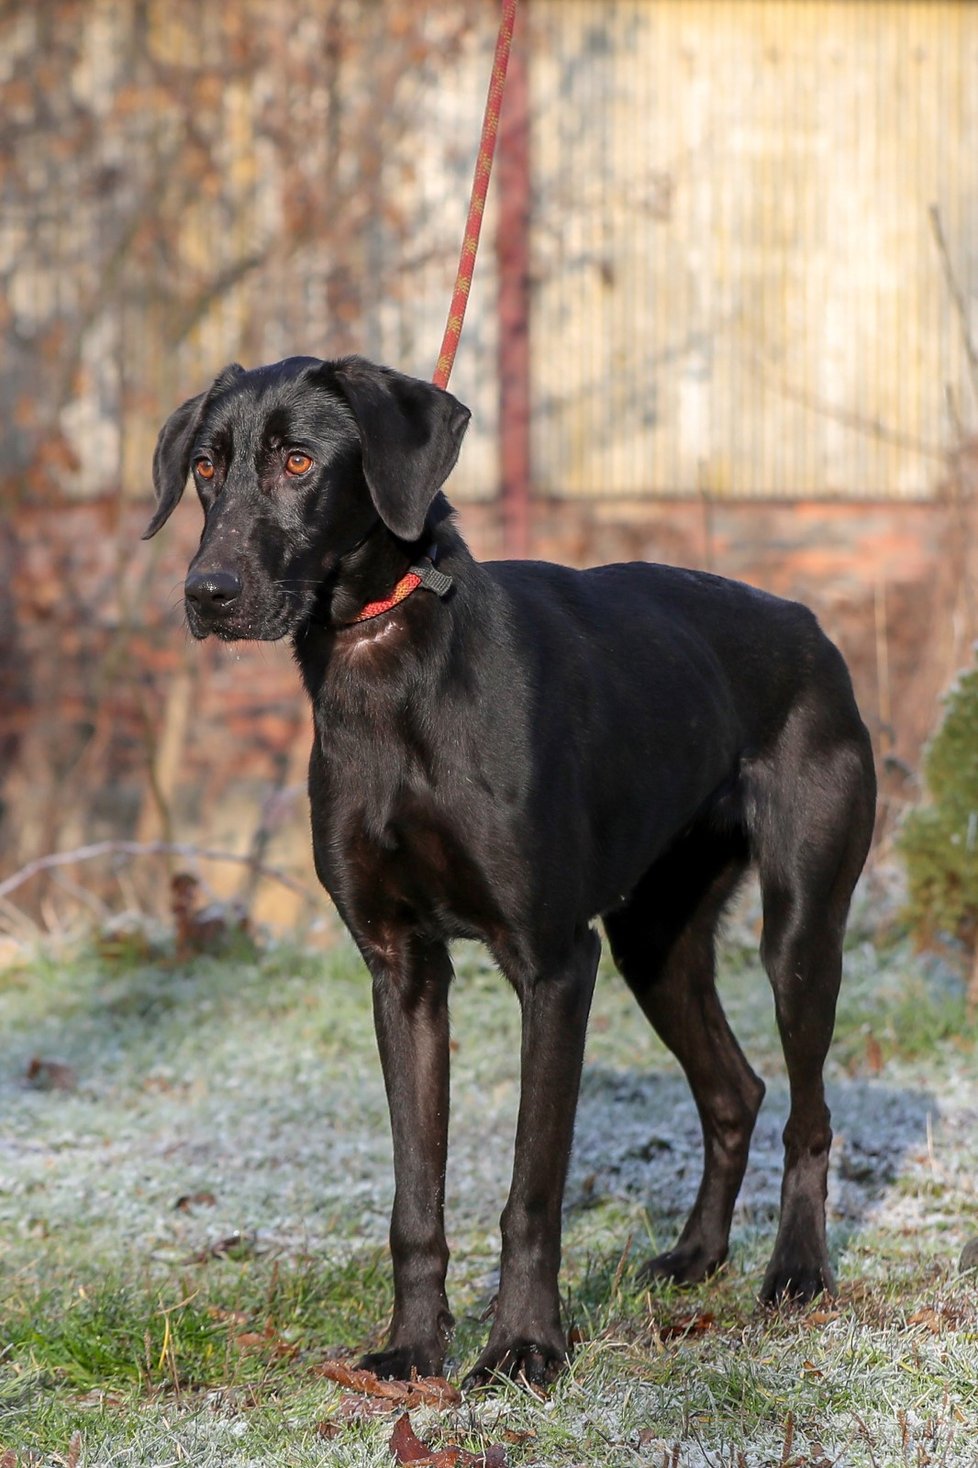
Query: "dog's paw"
759 1257 836 1306
358 1343 445 1380
636 1241 725 1287
463 1336 568 1392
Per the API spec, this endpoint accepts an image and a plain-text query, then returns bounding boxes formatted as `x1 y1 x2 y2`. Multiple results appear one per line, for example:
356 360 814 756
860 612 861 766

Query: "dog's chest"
345 800 511 944
311 731 515 945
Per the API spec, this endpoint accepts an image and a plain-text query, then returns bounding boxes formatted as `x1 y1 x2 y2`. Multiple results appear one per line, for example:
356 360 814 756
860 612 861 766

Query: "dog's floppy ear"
142 364 246 539
331 357 470 542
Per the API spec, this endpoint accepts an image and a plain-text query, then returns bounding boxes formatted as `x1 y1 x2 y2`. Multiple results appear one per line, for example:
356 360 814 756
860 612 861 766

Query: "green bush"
900 649 978 954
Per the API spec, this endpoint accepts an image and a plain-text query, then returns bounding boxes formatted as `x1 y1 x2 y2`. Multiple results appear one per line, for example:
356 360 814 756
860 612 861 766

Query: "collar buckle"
410 557 453 599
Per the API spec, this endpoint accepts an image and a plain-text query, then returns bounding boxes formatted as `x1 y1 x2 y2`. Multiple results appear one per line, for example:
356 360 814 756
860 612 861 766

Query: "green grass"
1 887 977 1464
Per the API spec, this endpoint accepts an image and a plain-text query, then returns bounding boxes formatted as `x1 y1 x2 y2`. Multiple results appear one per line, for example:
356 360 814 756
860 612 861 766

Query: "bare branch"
929 203 978 408
0 841 318 904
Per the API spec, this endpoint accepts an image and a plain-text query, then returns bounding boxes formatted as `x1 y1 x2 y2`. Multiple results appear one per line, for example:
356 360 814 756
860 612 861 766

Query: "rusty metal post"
496 13 531 560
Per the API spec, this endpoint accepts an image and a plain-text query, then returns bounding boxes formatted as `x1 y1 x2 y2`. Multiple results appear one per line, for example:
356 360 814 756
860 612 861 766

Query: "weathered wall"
0 0 499 511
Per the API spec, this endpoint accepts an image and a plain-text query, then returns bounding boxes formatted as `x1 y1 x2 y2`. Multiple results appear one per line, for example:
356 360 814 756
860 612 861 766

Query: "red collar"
350 555 454 624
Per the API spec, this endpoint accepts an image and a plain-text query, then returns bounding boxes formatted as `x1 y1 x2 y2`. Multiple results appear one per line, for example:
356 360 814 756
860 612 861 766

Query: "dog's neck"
324 493 458 626
345 550 453 625
292 499 473 695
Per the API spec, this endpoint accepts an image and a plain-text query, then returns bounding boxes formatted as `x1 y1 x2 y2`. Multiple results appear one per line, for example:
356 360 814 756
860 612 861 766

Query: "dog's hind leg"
605 826 762 1285
751 709 875 1303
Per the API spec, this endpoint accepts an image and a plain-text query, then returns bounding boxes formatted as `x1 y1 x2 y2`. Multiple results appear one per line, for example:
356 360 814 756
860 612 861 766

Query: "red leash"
352 5 517 625
432 0 518 391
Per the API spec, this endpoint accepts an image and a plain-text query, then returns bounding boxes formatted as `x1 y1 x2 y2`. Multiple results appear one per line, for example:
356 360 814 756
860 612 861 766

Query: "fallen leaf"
335 1393 400 1421
658 1311 716 1342
185 1232 259 1264
73 1389 126 1409
637 1428 664 1448
233 1321 297 1359
171 871 250 957
316 1360 461 1409
863 1031 884 1074
317 1360 413 1400
390 1414 434 1464
907 1307 942 1333
174 1191 217 1211
25 1056 77 1092
206 1306 248 1325
388 1413 507 1468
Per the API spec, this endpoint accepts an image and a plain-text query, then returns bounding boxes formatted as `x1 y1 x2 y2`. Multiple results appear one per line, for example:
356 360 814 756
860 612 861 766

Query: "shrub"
900 649 978 957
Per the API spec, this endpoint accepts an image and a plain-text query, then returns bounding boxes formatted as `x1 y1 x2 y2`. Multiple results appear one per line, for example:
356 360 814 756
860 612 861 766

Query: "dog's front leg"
467 927 600 1388
359 938 454 1380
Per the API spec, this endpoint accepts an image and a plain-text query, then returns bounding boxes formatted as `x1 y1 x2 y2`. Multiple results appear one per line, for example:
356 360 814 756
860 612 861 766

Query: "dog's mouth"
184 593 297 644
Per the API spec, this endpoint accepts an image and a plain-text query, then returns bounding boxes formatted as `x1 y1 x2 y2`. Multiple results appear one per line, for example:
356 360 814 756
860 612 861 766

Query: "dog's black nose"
185 569 243 614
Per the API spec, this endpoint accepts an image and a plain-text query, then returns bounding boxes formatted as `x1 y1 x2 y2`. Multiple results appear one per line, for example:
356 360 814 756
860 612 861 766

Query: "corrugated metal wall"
530 0 978 499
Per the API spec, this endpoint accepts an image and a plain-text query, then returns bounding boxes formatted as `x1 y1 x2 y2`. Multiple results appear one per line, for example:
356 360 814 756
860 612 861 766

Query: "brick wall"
3 483 973 927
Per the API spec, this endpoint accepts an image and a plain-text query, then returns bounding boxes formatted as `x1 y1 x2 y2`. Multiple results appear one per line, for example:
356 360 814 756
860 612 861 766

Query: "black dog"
146 356 876 1386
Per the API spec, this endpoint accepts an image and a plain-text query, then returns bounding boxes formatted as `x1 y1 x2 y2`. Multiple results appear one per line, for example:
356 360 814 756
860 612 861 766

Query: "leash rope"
349 5 517 624
432 0 518 390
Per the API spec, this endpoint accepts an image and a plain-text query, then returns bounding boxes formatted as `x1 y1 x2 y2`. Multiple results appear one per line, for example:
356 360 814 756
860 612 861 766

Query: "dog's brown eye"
194 457 215 481
286 451 314 476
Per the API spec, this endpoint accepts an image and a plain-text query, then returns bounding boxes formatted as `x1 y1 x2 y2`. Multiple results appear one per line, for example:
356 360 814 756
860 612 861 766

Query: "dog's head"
144 356 470 640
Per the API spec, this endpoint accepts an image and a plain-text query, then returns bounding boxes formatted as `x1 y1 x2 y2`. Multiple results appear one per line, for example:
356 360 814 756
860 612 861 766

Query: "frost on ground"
1 872 977 1466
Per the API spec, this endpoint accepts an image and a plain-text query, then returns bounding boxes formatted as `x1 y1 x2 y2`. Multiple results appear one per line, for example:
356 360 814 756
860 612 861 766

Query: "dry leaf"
388 1412 507 1468
390 1414 435 1464
658 1311 716 1342
26 1056 77 1092
316 1360 461 1410
907 1307 942 1333
174 1191 217 1211
232 1320 296 1358
185 1231 259 1264
863 1031 884 1074
171 871 249 957
206 1306 249 1325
